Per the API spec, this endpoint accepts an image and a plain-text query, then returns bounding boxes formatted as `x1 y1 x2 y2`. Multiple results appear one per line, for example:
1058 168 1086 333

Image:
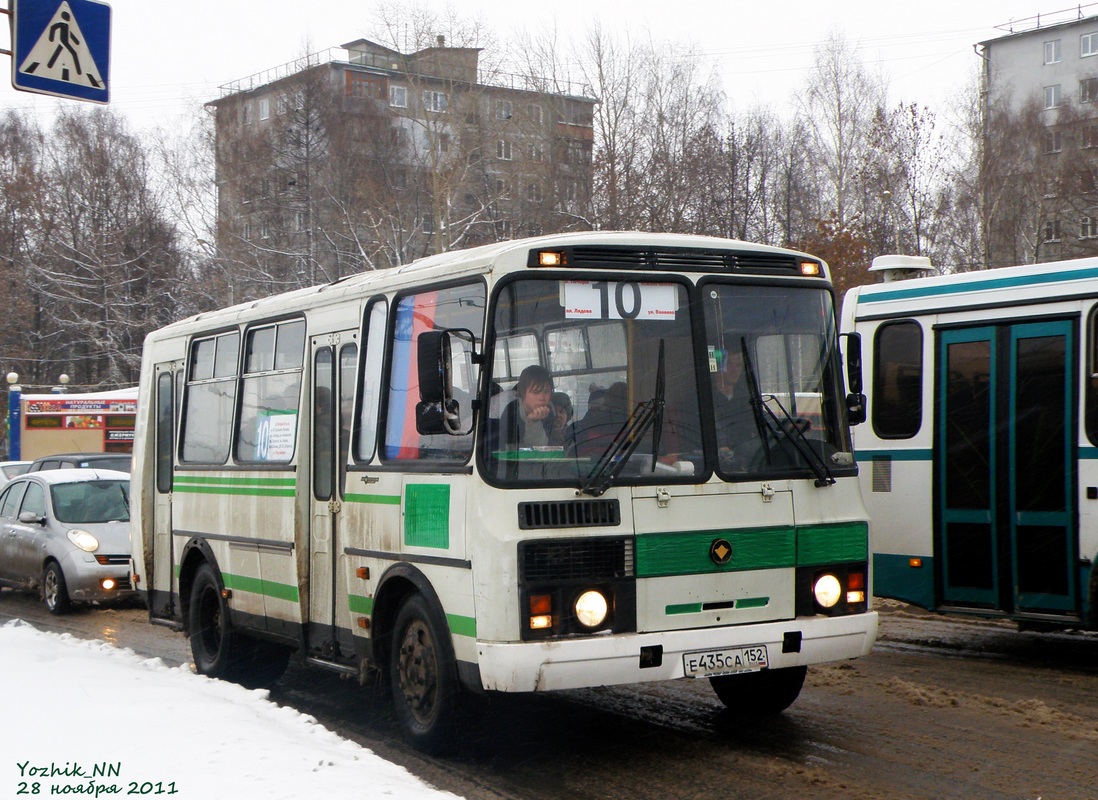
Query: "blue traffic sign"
11 0 111 104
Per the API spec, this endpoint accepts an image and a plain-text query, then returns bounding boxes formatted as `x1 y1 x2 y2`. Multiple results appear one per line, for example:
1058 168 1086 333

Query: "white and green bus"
842 254 1098 631
131 231 877 750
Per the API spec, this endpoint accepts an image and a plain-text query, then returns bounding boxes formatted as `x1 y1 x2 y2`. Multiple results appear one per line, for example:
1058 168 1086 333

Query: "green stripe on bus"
348 594 373 614
344 492 402 505
173 475 295 498
856 265 1098 304
636 527 796 577
736 596 770 608
666 603 703 615
347 594 475 638
797 522 869 565
221 572 299 602
174 476 296 486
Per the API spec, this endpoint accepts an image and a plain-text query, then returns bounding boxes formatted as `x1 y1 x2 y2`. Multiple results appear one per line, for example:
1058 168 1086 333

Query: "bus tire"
709 665 807 715
388 593 461 753
188 563 248 681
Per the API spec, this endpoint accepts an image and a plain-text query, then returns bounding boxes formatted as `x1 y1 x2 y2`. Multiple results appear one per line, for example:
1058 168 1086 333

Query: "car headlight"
813 574 842 609
574 589 609 629
67 529 100 552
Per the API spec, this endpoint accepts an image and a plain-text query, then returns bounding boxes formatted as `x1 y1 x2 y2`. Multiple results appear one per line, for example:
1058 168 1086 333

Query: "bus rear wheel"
188 562 290 688
709 665 807 716
389 593 460 753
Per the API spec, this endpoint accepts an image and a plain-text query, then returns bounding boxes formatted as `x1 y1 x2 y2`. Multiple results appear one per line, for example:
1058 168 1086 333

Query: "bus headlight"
574 589 609 629
813 574 842 609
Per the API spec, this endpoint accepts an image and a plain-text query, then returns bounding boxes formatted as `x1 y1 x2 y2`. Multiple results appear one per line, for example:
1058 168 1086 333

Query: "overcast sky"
0 1 1080 132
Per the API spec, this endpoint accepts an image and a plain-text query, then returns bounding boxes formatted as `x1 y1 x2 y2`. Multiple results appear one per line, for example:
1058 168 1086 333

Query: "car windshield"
51 480 130 524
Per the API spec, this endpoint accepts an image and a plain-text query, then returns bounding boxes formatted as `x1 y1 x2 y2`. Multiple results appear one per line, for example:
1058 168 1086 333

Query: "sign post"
11 0 111 104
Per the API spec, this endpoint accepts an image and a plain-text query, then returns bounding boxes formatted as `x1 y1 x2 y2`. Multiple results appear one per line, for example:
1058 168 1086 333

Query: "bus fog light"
574 590 609 628
529 614 553 630
813 574 842 608
847 590 865 604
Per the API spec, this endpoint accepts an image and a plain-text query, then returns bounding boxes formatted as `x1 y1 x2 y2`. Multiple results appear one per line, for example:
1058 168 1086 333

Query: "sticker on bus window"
562 281 677 321
256 411 297 461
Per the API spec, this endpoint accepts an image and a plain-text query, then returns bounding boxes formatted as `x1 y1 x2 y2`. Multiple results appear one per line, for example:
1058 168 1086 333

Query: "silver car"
0 469 134 614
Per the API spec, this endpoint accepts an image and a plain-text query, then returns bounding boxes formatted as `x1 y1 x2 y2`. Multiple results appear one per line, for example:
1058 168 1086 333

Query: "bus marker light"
356 566 370 579
537 251 563 267
799 261 822 276
529 615 553 630
909 558 923 568
529 594 552 615
357 617 370 630
847 590 866 604
847 572 865 591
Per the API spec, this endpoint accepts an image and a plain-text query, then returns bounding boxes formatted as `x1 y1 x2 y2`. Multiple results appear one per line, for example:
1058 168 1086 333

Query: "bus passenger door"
307 334 357 660
151 361 183 620
936 322 1077 616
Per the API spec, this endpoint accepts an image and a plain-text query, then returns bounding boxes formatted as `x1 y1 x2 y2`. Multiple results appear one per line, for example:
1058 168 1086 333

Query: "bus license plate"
683 645 769 678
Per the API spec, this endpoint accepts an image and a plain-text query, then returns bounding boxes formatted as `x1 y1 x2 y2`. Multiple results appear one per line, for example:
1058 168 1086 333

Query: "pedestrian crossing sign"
11 0 111 104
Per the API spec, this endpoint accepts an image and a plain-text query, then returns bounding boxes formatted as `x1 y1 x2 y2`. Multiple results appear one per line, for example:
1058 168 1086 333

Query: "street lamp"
7 372 21 460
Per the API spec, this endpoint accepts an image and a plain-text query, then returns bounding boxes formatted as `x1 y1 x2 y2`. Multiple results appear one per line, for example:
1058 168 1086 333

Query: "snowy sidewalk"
0 620 461 800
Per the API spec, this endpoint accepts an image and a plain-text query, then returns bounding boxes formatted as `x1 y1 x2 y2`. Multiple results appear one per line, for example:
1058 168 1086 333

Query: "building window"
259 97 270 120
495 178 509 198
527 183 542 203
1044 84 1062 109
1084 32 1098 57
439 132 451 153
348 73 385 100
496 139 512 160
422 90 448 113
1044 129 1064 153
495 100 513 120
242 103 253 125
278 94 290 115
1082 215 1098 239
1043 218 1062 243
528 104 543 124
1082 78 1098 103
1045 40 1062 64
527 143 544 163
390 85 407 108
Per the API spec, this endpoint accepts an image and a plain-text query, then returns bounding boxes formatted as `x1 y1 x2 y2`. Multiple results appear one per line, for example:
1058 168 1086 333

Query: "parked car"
0 460 31 487
27 452 131 474
0 469 135 614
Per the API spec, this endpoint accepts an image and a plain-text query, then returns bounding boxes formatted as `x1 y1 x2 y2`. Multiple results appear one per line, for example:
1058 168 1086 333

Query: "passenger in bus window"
712 349 756 468
572 382 630 455
499 365 555 448
549 392 574 447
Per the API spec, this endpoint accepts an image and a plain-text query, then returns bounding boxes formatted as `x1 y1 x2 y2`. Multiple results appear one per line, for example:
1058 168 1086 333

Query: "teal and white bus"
131 231 877 750
842 254 1098 631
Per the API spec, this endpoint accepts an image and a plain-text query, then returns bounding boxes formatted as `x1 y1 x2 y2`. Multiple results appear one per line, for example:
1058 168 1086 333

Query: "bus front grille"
521 537 634 581
518 498 621 530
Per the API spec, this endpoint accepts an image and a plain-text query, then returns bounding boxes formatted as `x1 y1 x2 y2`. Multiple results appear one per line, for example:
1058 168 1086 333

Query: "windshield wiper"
740 338 834 488
579 341 666 498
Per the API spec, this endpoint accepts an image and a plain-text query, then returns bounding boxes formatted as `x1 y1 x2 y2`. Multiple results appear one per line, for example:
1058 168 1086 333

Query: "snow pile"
0 620 461 799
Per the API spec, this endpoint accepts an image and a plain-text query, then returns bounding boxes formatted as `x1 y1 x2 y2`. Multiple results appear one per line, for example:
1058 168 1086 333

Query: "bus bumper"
475 611 878 692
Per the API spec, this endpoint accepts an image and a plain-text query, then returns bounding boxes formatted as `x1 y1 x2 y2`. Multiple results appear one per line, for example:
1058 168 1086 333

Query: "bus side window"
872 321 923 439
355 299 387 463
383 283 485 462
1086 306 1098 446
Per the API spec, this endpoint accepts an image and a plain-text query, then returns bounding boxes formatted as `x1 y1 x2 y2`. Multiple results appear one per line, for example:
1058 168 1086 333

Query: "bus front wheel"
709 665 807 716
388 593 460 753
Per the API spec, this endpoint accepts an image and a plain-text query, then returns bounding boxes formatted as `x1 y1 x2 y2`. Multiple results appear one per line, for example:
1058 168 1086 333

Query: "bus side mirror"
843 332 867 425
416 331 461 435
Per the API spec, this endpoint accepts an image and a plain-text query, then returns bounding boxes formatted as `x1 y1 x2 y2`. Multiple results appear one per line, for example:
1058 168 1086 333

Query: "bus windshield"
484 276 853 488
485 277 703 487
704 281 852 481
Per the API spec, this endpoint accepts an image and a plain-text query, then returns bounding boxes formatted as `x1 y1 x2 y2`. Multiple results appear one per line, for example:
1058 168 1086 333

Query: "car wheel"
43 561 71 615
709 665 807 716
389 593 461 753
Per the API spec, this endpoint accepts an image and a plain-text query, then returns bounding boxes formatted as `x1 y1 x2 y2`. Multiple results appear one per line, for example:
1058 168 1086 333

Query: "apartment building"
978 6 1098 263
207 37 596 292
